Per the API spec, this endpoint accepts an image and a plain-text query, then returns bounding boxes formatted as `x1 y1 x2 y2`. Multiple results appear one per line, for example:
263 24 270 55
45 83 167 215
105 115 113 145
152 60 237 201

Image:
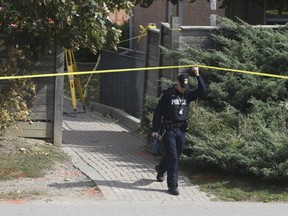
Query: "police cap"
177 73 189 89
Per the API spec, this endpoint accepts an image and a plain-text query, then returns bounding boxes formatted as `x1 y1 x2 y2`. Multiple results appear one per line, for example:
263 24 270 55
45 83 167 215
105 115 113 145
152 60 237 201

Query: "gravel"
0 137 104 202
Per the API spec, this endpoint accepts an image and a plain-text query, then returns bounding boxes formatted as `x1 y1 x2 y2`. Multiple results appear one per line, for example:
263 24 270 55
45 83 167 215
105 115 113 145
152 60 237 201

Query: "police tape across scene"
0 64 287 81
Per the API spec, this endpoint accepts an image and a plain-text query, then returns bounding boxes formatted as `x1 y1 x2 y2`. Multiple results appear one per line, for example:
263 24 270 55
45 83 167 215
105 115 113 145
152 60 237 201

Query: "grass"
181 160 288 202
0 142 69 180
0 190 44 201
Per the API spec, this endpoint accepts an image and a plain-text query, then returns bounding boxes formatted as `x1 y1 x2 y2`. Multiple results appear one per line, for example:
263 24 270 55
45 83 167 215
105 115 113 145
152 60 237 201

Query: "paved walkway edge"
62 146 105 182
89 102 140 131
61 146 110 199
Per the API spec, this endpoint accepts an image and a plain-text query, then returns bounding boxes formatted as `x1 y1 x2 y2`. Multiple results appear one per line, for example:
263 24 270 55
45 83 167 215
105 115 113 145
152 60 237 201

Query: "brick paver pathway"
62 100 210 201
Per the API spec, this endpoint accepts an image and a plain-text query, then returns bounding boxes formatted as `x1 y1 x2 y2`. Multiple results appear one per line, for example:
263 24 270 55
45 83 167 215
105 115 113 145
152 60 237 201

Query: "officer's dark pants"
157 127 185 188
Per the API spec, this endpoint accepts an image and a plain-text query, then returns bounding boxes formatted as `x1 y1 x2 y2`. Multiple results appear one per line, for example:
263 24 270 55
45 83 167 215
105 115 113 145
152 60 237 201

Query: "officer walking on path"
151 66 207 195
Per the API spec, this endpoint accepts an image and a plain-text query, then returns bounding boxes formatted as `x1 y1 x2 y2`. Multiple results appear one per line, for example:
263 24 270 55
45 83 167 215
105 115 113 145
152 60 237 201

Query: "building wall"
133 0 225 51
182 0 225 26
225 0 265 25
109 9 130 25
246 1 265 25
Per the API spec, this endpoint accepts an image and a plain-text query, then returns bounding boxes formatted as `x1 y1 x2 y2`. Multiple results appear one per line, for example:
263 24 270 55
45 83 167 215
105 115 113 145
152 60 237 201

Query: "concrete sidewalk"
2 101 288 216
61 100 210 201
2 200 288 216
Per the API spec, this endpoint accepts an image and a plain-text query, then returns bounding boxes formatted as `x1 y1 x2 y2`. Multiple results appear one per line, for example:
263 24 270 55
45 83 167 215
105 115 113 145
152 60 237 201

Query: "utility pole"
176 0 184 25
166 0 183 25
166 0 173 22
210 0 217 26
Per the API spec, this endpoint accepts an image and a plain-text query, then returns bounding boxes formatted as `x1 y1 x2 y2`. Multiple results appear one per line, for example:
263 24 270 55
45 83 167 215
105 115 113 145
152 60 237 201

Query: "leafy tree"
0 0 141 54
0 0 169 54
0 42 36 132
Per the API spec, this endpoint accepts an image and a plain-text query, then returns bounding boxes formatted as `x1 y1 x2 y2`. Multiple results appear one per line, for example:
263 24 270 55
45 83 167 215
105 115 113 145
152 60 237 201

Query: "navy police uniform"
152 73 206 194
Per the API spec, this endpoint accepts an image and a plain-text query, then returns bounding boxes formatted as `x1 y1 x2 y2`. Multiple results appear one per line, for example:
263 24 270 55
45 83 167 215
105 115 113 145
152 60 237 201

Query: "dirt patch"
0 137 45 158
0 137 104 202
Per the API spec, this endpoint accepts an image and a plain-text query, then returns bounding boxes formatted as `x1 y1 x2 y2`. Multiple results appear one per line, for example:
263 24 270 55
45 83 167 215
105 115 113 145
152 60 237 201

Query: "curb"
89 102 140 132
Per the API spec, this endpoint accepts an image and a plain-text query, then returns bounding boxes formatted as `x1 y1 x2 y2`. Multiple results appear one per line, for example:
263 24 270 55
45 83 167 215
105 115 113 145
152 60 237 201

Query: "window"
265 2 288 24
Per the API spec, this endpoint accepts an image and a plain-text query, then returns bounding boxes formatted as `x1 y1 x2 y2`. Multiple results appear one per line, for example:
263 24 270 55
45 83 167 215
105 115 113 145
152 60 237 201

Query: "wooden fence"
1 40 64 145
99 48 145 118
144 17 216 97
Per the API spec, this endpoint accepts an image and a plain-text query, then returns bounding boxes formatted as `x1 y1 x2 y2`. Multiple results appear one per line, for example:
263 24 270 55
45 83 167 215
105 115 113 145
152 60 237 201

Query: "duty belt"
162 121 187 129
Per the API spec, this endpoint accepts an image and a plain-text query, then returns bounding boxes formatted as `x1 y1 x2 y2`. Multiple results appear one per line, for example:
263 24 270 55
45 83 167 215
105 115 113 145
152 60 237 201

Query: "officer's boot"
168 186 179 196
155 165 164 182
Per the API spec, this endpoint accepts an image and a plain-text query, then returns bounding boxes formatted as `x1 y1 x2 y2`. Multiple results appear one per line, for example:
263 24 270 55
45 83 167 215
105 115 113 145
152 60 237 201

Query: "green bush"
140 95 158 147
186 101 288 180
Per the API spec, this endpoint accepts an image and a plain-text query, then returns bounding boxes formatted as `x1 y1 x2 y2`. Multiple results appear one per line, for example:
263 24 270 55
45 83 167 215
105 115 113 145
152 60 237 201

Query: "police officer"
151 66 207 195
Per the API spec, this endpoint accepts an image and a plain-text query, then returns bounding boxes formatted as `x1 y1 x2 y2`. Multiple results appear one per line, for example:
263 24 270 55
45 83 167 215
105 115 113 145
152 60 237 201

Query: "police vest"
162 87 190 122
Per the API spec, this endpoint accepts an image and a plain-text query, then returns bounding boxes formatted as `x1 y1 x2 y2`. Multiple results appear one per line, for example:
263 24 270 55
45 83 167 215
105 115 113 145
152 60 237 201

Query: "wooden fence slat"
4 122 53 138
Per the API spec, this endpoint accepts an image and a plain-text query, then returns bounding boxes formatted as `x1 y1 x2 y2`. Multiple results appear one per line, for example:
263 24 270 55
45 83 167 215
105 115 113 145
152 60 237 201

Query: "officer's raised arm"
188 66 207 100
192 65 200 76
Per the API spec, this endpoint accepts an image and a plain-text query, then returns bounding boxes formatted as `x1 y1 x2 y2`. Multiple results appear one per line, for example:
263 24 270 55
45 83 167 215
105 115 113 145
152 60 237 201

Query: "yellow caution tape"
118 24 156 44
119 24 174 44
200 65 288 80
118 34 147 44
0 64 287 80
138 24 156 42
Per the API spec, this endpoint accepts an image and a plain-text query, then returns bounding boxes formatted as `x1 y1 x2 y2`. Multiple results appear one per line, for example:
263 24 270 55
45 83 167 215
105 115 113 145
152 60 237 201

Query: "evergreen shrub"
142 18 288 180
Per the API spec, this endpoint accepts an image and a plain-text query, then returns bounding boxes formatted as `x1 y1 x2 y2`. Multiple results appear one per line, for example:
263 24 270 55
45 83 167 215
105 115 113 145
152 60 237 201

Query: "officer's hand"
192 65 200 76
151 132 159 137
